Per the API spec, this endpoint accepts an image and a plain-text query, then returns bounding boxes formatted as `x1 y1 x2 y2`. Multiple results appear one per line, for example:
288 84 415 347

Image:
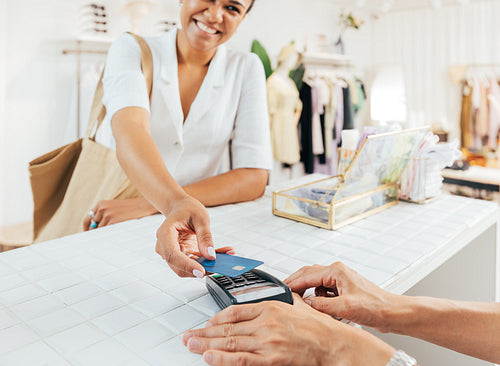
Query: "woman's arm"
183 168 268 206
112 107 186 212
111 107 216 278
84 167 268 231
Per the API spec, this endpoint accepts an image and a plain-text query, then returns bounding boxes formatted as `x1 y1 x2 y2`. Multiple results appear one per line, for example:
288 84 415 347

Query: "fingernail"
183 331 193 344
205 321 212 328
193 269 204 278
207 247 216 258
204 352 215 364
305 299 312 305
188 338 200 351
227 250 236 255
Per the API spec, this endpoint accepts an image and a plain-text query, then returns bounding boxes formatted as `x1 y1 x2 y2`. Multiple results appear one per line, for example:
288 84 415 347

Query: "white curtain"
370 0 500 139
0 0 7 226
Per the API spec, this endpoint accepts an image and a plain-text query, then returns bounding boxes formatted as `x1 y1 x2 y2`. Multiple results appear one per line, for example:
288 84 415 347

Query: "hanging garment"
354 79 366 114
343 85 355 130
311 81 325 156
299 83 314 174
476 84 490 146
317 113 327 165
290 64 305 93
267 72 303 165
324 80 338 158
347 79 359 111
460 84 474 149
471 78 482 149
334 84 344 146
488 79 500 150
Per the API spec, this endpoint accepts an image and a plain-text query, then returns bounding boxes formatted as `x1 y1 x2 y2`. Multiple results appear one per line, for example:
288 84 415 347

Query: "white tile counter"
0 187 498 365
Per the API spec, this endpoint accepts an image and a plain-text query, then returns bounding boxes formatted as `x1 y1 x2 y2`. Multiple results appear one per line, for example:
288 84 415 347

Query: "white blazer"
101 29 272 186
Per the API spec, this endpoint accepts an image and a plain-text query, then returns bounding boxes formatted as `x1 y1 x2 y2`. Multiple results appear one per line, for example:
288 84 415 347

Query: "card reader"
205 269 293 309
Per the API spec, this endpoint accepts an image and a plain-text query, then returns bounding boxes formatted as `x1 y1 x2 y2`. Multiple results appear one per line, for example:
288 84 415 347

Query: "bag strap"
86 32 154 140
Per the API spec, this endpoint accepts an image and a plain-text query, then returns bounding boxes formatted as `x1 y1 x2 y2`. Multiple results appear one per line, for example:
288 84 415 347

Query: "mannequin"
267 44 303 165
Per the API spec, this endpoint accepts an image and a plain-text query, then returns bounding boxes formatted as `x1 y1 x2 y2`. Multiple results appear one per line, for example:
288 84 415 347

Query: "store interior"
2 0 500 235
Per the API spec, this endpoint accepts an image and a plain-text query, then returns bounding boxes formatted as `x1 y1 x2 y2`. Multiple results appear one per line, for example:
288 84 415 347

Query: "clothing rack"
449 63 500 85
62 40 109 137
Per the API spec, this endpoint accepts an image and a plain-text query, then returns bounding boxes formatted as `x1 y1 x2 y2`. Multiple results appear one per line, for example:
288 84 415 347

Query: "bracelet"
386 350 417 366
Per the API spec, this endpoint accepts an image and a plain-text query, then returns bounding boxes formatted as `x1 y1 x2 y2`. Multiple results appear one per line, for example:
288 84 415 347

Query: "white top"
101 29 272 186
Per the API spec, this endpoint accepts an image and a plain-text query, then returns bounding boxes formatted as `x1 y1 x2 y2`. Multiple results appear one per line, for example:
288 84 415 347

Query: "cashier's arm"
383 297 500 363
285 263 500 364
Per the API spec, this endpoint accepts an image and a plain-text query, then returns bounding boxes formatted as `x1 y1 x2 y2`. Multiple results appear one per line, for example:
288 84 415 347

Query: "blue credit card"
196 253 263 278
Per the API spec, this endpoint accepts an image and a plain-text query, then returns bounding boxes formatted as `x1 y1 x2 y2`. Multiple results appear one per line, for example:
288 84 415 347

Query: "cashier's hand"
285 262 401 333
155 195 234 278
183 294 395 366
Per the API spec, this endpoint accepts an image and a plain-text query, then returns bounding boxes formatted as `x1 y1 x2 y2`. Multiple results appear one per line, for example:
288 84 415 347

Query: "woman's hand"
84 197 159 231
182 294 395 366
155 195 234 278
284 262 403 333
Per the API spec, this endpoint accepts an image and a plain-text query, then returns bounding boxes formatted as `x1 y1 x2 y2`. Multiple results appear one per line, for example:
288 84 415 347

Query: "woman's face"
179 0 253 52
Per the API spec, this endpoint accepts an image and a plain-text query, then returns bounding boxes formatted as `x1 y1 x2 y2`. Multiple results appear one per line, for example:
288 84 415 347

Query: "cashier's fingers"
208 303 263 327
305 295 348 319
284 264 334 295
185 335 259 355
183 321 256 346
203 351 264 366
315 285 339 297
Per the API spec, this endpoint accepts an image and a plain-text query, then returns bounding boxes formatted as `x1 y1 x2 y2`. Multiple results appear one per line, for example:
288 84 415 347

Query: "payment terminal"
205 269 293 309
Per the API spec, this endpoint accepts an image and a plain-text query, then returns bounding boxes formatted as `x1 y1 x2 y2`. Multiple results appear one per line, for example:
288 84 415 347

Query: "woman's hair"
247 0 255 13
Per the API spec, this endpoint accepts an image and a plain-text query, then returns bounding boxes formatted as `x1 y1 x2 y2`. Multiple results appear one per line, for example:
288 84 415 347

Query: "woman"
85 0 271 278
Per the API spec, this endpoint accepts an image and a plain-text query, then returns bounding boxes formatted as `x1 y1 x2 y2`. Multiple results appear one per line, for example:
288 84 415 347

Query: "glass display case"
272 127 428 230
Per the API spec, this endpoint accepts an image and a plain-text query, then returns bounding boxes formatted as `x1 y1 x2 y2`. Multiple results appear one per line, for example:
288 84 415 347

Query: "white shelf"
302 52 351 67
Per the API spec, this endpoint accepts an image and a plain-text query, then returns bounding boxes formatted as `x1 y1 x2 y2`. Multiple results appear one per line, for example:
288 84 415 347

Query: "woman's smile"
194 19 221 35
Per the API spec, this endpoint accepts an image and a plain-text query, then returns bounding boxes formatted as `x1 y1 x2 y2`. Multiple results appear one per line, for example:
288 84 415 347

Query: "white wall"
228 0 339 59
0 0 7 226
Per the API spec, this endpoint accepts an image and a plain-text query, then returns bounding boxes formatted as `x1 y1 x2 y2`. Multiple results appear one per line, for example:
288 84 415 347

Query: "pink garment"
314 85 345 175
488 80 500 149
471 78 482 149
311 81 324 155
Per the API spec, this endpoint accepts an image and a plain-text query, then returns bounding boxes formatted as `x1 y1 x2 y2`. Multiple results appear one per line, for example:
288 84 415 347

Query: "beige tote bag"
29 33 153 243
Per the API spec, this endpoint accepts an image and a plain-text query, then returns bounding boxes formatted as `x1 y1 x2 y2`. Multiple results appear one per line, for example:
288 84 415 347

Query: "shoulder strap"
86 32 154 140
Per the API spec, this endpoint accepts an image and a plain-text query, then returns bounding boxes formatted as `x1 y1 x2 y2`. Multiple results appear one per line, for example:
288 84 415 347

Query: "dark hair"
247 0 255 13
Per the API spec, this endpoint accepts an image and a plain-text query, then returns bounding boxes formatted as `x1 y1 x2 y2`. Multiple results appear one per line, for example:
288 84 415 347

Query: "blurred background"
1 0 499 230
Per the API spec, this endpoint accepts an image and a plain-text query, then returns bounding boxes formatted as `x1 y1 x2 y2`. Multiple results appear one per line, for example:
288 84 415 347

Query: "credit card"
196 253 263 278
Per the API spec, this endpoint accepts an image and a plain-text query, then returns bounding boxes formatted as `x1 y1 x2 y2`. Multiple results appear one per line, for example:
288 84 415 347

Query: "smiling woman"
92 0 271 279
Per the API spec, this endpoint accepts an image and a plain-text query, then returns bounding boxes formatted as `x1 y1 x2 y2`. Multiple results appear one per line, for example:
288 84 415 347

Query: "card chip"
232 265 245 271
